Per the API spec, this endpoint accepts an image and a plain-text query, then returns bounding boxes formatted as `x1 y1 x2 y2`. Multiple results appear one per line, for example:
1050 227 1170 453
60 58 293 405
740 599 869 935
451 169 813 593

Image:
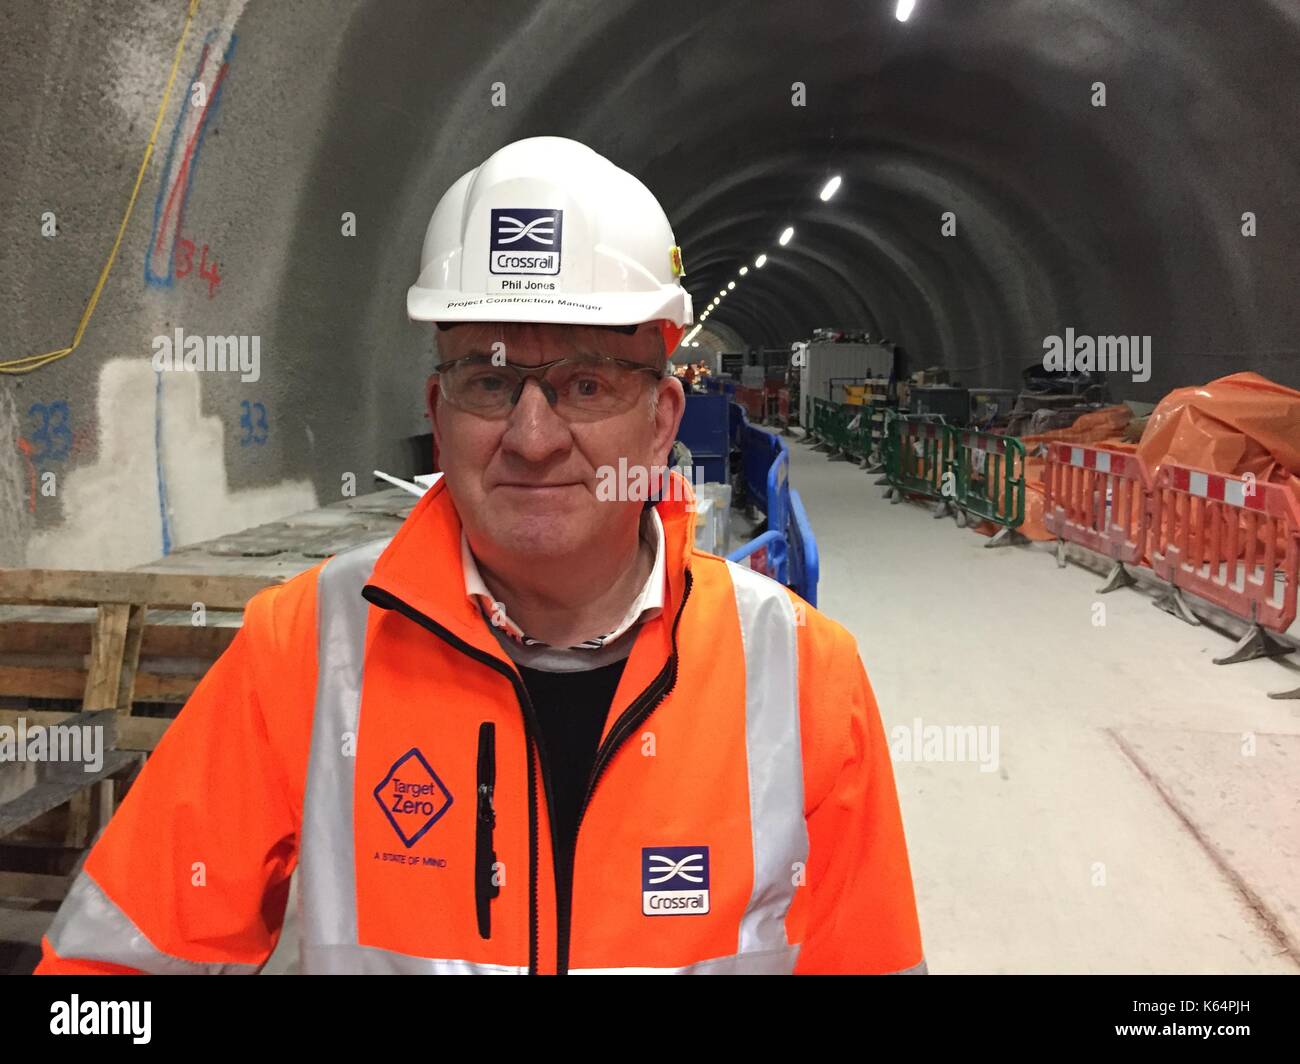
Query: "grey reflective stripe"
890 958 929 975
303 944 525 975
725 561 809 958
571 944 800 975
47 871 259 975
299 539 389 969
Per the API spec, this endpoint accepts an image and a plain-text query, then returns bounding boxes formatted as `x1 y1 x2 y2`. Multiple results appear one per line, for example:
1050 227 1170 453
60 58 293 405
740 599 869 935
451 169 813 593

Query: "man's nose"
498 376 572 462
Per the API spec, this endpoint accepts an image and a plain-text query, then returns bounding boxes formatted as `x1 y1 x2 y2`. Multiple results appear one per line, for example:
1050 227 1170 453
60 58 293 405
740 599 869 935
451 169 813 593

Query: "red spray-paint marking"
153 47 231 264
17 437 35 513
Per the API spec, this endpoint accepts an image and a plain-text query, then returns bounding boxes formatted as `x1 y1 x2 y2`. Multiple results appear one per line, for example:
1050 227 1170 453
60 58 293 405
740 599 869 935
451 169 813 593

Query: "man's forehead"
436 321 662 364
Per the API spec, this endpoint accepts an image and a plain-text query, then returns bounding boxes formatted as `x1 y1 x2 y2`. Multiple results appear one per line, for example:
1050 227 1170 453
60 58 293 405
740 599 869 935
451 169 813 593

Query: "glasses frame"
434 352 665 421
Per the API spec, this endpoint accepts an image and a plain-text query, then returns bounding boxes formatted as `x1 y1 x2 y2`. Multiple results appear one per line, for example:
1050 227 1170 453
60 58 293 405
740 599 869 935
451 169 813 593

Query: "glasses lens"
439 355 656 420
440 359 514 414
549 357 649 420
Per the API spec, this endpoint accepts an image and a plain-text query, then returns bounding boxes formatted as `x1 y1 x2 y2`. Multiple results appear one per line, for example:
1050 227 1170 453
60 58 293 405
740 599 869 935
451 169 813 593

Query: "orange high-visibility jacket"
37 476 924 975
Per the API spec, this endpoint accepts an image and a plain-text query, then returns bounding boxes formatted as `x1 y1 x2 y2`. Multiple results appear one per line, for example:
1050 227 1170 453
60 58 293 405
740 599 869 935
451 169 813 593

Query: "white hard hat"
407 137 693 347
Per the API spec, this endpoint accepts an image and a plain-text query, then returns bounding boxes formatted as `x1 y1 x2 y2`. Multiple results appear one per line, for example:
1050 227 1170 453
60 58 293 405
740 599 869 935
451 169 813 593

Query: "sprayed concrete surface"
789 435 1300 974
4 0 1300 569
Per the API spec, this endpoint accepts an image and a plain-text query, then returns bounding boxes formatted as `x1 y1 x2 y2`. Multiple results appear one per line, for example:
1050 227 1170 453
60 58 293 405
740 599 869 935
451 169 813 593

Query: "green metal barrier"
883 414 956 511
881 416 1028 544
844 400 892 469
808 398 833 445
811 399 843 453
812 399 897 472
826 403 853 457
842 405 868 462
951 427 1027 546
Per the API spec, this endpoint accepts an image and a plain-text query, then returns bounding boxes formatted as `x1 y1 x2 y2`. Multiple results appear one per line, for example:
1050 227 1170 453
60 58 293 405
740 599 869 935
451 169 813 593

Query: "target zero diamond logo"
373 748 453 848
489 208 563 275
642 846 710 915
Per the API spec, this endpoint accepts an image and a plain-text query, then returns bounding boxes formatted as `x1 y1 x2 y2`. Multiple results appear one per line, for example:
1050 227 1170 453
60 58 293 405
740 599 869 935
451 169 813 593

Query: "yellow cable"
1 0 203 375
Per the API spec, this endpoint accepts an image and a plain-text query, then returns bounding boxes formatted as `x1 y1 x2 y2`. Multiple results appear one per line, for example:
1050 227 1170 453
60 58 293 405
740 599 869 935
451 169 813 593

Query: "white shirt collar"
461 509 665 650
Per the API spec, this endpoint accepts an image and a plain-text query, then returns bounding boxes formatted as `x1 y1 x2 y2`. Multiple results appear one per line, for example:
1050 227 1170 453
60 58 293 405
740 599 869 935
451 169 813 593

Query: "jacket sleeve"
793 620 925 974
34 574 318 975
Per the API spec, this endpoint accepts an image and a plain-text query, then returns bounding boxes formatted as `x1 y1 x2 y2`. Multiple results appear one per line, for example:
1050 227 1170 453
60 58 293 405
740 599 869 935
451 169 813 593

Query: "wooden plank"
0 666 201 703
62 789 91 849
0 870 69 902
0 665 85 699
117 603 147 710
0 666 202 704
83 604 129 711
0 750 139 837
0 623 93 655
0 710 171 752
0 621 238 657
0 906 53 947
0 569 280 611
91 778 114 836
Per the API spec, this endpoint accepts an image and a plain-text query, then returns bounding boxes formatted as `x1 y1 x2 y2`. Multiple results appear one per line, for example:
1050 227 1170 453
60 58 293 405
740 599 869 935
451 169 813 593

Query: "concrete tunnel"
1 0 1299 982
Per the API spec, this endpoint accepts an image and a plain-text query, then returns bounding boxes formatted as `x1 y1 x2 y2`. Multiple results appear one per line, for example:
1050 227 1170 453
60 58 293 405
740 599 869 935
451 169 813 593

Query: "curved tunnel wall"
2 0 1297 568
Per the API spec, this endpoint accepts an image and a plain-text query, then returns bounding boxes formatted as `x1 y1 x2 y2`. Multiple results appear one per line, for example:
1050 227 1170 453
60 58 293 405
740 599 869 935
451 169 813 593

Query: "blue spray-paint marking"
144 29 238 288
26 401 72 461
154 370 173 555
239 400 268 445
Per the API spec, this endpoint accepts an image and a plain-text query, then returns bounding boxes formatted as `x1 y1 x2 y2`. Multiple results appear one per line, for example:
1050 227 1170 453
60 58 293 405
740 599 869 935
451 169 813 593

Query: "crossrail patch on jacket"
642 846 710 916
373 747 454 848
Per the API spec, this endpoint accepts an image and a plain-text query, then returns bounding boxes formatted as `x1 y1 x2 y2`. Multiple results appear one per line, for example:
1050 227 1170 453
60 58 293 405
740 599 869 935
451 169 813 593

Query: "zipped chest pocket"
475 721 500 938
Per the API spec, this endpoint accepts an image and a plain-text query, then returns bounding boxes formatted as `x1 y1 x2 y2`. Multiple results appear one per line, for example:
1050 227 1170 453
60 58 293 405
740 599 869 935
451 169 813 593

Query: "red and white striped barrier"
1149 463 1300 633
1043 443 1151 565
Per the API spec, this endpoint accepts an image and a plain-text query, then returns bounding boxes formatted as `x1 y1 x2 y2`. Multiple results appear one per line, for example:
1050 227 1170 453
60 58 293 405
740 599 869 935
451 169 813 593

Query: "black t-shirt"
516 658 629 860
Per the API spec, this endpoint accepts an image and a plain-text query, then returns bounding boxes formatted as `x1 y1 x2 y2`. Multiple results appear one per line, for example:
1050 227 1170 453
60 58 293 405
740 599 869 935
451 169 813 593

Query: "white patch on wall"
104 0 251 129
25 359 317 571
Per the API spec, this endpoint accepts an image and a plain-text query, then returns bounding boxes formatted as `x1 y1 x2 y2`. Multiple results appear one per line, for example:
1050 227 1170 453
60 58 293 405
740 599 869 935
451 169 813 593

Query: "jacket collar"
364 471 699 667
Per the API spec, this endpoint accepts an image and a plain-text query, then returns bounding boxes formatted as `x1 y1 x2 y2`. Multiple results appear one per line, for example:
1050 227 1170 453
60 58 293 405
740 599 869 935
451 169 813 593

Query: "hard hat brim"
407 285 693 329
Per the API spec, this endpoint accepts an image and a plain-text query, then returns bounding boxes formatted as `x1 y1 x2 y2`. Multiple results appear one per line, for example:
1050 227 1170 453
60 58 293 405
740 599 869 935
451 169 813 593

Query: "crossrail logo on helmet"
490 207 563 275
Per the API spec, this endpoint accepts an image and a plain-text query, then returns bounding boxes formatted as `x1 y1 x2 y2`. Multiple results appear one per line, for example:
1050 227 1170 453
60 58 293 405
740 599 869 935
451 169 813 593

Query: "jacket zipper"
475 721 499 939
556 569 693 975
362 584 554 975
363 570 693 976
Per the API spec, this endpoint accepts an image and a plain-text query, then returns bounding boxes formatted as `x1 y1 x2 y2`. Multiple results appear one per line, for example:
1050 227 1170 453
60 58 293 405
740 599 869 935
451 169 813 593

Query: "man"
37 136 924 975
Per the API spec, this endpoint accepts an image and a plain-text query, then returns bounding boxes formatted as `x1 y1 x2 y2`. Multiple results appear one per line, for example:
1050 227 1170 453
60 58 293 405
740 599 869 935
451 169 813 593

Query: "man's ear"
426 375 442 470
652 375 686 465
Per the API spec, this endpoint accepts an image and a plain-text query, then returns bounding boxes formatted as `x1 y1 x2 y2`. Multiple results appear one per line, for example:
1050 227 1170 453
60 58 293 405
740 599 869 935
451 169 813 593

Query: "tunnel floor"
788 431 1299 973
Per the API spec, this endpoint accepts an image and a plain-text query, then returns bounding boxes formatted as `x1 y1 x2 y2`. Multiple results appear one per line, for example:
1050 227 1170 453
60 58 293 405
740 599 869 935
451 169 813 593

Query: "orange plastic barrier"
1043 443 1151 564
735 386 765 422
1149 463 1300 633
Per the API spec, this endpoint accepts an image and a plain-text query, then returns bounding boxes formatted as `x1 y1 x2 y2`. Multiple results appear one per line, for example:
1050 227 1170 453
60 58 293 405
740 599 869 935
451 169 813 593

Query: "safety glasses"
435 353 664 422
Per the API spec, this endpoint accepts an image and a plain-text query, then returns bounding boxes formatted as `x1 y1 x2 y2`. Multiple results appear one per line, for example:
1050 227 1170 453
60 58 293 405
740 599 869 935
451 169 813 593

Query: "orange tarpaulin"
975 375 1300 540
1134 372 1300 500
